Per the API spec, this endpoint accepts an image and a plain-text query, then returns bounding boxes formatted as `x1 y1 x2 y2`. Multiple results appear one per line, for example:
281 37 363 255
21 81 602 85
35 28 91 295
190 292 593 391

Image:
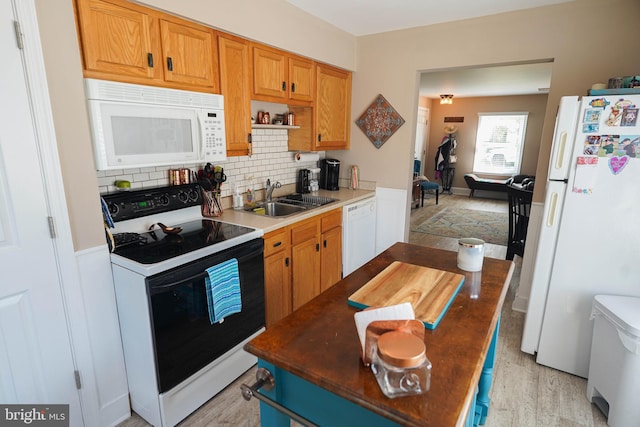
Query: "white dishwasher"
342 196 377 276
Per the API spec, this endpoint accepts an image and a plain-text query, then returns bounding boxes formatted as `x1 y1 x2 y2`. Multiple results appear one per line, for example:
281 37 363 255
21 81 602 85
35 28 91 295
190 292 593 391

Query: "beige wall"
36 0 104 250
35 0 640 250
425 94 547 188
338 0 640 207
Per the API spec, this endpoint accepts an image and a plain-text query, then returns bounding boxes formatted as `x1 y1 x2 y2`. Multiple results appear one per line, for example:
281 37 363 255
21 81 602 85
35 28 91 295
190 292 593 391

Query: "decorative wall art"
356 94 405 149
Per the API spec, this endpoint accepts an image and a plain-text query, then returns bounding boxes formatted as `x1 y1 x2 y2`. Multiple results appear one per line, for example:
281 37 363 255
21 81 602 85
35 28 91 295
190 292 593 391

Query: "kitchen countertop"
213 187 375 233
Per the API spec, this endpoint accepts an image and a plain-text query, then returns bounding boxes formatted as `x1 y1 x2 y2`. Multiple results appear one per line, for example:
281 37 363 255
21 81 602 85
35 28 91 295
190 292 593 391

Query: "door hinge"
13 21 24 50
47 216 56 238
74 370 82 390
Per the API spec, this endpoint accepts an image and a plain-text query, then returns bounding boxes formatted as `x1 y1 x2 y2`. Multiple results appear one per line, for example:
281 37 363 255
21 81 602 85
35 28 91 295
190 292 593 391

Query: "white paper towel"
294 152 320 163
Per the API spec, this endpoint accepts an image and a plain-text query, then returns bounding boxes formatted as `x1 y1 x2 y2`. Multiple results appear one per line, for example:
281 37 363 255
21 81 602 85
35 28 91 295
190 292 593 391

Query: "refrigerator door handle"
546 192 559 227
554 132 568 171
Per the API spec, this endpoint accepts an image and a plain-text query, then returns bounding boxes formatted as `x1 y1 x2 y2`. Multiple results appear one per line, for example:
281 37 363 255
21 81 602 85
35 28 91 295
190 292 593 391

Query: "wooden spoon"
149 222 183 235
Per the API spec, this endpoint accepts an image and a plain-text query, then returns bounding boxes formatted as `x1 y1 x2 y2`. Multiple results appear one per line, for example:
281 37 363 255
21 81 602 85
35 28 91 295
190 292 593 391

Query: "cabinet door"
288 56 314 102
263 229 291 327
315 64 352 150
290 218 320 311
291 236 320 311
252 46 287 99
264 250 291 327
219 35 252 156
320 226 342 292
76 0 162 81
160 19 218 90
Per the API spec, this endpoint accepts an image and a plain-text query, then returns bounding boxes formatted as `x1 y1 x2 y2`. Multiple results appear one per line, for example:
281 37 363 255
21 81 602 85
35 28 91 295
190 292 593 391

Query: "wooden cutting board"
348 261 465 329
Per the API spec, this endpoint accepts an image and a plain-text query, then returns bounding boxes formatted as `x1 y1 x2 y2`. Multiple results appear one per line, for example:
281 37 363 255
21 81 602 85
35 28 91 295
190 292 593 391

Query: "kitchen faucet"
265 179 281 202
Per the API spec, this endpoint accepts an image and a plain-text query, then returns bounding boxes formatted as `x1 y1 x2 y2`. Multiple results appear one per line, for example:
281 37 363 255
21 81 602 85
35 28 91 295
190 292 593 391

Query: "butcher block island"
244 242 514 427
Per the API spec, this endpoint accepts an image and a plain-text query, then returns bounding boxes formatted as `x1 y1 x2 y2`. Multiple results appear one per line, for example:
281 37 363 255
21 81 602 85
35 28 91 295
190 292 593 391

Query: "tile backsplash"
97 128 324 199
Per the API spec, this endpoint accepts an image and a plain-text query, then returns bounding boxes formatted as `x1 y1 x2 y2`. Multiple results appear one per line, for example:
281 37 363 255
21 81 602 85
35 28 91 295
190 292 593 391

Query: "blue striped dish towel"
205 258 242 324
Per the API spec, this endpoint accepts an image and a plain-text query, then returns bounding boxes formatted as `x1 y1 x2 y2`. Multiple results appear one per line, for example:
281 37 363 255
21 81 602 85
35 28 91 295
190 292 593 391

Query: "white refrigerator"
521 93 640 378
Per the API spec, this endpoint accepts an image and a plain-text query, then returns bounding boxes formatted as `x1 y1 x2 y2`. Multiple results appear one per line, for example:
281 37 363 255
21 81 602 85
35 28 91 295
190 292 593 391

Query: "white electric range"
103 184 264 427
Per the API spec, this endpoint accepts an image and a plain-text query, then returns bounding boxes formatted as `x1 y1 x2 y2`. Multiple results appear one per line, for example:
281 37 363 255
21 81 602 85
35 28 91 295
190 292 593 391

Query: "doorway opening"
413 59 553 195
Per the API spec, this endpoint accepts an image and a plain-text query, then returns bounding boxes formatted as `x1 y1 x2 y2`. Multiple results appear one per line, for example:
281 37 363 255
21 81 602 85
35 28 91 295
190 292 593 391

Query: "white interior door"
415 107 429 174
0 0 82 421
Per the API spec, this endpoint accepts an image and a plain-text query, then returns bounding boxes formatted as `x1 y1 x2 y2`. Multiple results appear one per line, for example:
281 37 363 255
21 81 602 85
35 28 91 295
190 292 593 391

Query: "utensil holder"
201 189 223 217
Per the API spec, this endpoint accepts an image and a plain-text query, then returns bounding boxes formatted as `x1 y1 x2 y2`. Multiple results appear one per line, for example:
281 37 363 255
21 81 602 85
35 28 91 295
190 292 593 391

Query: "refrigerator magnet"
606 108 622 127
584 109 601 123
608 155 629 175
572 156 598 194
621 108 638 127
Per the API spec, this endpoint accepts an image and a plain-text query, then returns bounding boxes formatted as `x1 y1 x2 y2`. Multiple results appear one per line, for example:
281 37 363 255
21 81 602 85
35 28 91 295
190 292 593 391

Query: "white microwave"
85 79 226 170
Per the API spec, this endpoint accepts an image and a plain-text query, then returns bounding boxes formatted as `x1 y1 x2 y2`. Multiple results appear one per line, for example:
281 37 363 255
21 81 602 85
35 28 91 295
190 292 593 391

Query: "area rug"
411 207 508 245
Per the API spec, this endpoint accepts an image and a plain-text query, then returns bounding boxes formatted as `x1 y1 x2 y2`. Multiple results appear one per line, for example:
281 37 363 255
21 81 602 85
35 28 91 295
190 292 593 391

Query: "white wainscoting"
512 201 544 313
375 187 407 255
75 245 131 427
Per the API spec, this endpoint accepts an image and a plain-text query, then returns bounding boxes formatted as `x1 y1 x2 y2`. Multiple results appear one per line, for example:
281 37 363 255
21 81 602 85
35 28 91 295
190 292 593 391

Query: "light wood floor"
118 194 608 427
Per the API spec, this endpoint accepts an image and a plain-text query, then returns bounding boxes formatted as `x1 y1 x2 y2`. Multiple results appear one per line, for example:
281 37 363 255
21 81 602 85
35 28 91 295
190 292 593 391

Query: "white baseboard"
75 245 131 427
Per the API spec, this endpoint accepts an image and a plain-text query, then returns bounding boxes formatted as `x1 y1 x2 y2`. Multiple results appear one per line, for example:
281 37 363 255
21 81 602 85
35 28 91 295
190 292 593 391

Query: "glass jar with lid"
370 330 431 398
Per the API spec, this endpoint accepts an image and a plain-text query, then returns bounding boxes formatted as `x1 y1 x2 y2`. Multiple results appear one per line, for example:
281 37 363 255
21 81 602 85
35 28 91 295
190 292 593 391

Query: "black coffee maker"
319 158 340 191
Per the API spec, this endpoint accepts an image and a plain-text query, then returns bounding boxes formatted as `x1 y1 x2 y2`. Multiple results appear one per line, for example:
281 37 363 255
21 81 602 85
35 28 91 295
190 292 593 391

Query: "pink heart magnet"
609 156 630 175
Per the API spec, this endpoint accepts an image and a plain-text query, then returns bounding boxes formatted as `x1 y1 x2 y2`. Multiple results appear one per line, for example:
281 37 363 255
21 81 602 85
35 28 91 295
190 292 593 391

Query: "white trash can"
587 295 640 427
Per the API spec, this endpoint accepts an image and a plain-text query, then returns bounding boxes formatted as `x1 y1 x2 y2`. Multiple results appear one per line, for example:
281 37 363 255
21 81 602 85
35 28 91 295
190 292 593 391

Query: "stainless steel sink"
275 194 337 207
243 194 337 218
244 202 307 217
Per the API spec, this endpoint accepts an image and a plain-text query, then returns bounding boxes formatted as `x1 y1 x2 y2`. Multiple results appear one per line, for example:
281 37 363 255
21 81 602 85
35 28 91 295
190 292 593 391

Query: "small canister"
287 112 295 126
457 238 485 272
370 331 431 398
169 169 181 186
179 168 191 184
608 77 624 89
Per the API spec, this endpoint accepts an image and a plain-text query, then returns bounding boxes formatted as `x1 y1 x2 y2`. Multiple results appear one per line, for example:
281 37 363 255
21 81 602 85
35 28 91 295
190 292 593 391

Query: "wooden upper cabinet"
288 57 314 102
288 64 352 152
75 0 219 92
75 0 162 81
315 63 352 150
159 19 218 90
251 44 314 104
218 35 252 156
252 46 286 99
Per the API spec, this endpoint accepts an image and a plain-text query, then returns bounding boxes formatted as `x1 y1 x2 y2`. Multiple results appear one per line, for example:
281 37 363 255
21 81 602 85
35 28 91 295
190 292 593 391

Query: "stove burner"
113 232 147 249
112 219 256 265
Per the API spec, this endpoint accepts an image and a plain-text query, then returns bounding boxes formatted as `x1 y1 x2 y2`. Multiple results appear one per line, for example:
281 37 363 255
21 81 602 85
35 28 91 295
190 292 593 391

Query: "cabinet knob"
285 257 289 267
167 57 173 71
273 241 282 248
317 134 321 142
147 53 154 68
282 81 286 91
323 239 327 248
291 82 296 93
316 243 320 252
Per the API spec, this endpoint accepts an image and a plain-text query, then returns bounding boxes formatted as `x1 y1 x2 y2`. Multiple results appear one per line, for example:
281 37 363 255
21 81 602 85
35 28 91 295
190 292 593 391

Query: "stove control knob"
158 194 170 206
177 191 189 203
108 202 120 218
187 188 199 202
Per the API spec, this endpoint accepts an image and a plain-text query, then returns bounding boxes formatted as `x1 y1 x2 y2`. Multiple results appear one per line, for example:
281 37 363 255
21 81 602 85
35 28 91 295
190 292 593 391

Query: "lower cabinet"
263 208 342 327
263 227 291 328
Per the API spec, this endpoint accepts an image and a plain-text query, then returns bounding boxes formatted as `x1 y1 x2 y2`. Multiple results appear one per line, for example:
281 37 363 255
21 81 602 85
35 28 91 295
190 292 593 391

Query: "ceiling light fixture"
440 94 453 105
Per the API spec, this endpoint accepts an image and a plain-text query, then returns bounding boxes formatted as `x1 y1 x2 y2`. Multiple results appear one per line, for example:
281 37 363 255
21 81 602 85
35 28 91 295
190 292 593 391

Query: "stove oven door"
146 238 264 393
